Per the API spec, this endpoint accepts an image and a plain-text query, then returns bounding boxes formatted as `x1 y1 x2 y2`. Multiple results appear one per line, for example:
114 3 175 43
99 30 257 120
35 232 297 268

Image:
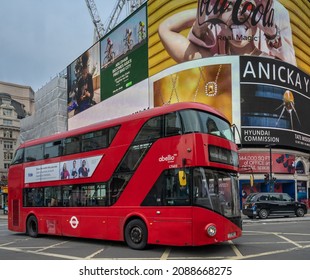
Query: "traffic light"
264 173 269 183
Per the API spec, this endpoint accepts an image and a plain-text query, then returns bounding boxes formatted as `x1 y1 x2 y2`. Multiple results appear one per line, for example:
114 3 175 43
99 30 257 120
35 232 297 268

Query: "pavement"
0 211 8 219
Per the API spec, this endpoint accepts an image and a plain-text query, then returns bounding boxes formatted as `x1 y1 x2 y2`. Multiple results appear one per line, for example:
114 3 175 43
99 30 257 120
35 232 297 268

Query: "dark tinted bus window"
25 145 44 162
82 130 107 152
64 136 80 155
117 143 152 172
180 110 201 133
142 168 191 206
81 126 120 152
11 148 24 165
165 112 182 136
44 140 63 158
135 116 162 143
109 126 120 145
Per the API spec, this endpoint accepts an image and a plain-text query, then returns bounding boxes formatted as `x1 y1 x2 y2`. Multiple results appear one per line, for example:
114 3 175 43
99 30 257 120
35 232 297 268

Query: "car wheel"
26 215 39 238
258 209 269 219
296 207 305 217
124 219 148 250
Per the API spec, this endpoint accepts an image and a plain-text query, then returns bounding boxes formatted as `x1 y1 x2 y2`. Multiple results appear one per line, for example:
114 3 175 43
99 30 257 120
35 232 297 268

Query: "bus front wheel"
26 215 39 238
124 219 147 250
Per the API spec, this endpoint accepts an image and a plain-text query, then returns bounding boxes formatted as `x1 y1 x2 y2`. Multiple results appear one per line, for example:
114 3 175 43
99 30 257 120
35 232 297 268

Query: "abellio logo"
159 154 177 163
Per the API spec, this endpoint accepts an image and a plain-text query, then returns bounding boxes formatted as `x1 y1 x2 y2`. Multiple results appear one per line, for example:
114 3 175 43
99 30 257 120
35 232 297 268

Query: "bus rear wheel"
26 215 38 238
124 219 147 250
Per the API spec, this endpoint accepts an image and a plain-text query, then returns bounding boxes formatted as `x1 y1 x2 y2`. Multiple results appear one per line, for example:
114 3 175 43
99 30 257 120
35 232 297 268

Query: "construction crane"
84 0 105 40
85 0 146 41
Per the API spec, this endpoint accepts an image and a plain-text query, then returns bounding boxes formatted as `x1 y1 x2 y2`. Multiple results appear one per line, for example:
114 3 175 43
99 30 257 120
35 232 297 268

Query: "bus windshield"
180 110 234 142
193 167 240 218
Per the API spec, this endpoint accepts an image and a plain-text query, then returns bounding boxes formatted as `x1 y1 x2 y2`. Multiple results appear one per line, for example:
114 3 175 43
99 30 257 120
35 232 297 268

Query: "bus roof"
19 102 228 148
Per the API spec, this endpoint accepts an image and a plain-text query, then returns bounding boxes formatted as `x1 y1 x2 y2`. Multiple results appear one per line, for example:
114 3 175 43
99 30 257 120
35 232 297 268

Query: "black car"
242 192 308 219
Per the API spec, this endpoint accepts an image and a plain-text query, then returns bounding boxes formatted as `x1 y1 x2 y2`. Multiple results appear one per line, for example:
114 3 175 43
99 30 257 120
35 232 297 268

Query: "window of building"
296 161 305 174
4 152 13 160
4 130 12 138
3 119 12 126
3 109 12 116
3 141 13 149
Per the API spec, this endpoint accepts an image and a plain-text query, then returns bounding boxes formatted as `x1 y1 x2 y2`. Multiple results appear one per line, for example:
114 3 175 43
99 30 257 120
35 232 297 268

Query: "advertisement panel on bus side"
24 155 103 183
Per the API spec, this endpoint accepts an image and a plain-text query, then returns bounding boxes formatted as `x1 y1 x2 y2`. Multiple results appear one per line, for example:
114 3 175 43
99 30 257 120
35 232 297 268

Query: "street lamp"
265 144 276 192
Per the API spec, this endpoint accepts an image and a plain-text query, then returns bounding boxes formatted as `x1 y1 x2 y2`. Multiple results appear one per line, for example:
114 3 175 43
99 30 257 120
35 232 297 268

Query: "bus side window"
142 169 190 206
44 140 63 158
25 144 44 162
165 112 182 136
135 116 162 143
11 148 24 165
64 136 80 155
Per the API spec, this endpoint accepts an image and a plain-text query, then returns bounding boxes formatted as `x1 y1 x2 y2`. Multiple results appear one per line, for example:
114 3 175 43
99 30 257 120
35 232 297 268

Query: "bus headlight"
205 223 217 237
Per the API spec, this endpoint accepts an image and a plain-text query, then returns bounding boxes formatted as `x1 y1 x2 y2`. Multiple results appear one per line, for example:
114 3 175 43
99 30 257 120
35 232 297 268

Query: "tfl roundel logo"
69 216 79 229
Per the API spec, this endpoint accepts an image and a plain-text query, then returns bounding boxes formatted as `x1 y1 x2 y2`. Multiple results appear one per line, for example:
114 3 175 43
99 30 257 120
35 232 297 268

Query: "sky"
0 0 127 91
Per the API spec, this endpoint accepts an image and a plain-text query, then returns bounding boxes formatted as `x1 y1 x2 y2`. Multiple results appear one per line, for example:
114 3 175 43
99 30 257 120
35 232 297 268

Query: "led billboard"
67 43 100 118
240 56 310 151
100 5 148 100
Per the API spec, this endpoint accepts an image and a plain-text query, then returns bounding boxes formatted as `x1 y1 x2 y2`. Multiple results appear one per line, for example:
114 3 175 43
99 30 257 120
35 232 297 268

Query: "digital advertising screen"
100 4 148 100
67 42 101 118
240 56 310 151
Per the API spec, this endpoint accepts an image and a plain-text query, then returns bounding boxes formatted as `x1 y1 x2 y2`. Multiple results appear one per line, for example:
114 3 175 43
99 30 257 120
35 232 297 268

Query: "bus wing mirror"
178 170 187 187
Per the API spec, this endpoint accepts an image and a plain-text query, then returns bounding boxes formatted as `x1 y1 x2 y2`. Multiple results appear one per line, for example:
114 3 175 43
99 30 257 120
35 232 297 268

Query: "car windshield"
193 167 240 217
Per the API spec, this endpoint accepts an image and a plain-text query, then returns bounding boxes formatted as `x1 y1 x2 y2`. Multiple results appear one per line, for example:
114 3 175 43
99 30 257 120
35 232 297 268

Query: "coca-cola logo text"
198 0 274 28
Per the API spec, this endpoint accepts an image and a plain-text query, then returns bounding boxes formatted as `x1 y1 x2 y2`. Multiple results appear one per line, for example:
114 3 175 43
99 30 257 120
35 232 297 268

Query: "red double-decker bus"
8 102 241 249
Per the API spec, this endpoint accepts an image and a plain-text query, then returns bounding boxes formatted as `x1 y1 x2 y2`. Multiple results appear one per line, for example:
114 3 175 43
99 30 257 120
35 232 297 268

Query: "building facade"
0 81 35 209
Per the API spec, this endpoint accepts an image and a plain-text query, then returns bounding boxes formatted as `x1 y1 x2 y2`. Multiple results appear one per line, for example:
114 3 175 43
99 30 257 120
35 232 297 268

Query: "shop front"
238 149 309 208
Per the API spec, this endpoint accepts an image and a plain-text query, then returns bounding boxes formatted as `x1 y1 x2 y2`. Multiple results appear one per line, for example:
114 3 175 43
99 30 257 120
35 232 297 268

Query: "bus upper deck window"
11 148 24 165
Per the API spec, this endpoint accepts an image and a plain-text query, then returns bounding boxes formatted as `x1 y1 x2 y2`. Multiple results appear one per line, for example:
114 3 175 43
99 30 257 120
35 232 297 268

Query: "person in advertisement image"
60 162 70 180
67 50 97 116
78 159 90 178
71 160 78 178
158 0 295 65
124 28 133 53
75 52 95 114
104 37 115 65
